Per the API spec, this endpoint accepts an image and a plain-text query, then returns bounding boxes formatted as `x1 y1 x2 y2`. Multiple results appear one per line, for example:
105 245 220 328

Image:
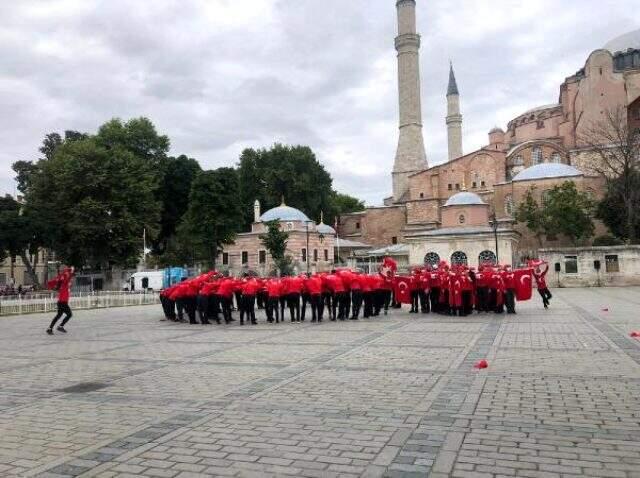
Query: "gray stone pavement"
1 288 640 478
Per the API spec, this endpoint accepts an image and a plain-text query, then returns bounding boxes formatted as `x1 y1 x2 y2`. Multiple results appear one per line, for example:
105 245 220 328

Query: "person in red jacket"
503 265 517 314
286 274 303 322
533 262 552 308
409 269 421 314
449 268 464 316
265 277 282 323
418 269 430 314
216 278 235 323
350 272 363 320
429 267 441 313
475 265 490 313
491 269 505 314
46 266 76 335
160 285 177 321
337 270 352 319
306 274 323 322
362 274 374 318
240 277 259 325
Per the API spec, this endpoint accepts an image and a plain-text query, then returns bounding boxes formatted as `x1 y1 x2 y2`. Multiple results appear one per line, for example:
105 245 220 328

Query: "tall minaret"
446 62 463 161
392 0 428 202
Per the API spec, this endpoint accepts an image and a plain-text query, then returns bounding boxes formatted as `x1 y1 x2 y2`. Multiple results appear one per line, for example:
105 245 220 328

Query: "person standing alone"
46 266 75 335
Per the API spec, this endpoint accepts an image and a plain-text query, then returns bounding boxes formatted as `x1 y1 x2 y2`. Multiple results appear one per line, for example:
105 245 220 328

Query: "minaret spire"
392 0 428 202
446 61 463 161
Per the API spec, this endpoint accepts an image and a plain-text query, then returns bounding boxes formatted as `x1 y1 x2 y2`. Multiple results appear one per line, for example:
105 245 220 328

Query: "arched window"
511 155 524 166
504 194 514 216
458 214 466 224
550 152 562 163
478 250 497 266
424 252 440 267
451 251 468 266
531 147 543 165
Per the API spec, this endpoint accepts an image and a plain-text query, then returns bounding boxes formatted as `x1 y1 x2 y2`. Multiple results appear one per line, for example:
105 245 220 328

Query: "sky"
1 0 638 205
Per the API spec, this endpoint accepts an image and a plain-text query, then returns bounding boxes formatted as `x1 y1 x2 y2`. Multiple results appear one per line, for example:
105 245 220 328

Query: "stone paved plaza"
2 288 640 478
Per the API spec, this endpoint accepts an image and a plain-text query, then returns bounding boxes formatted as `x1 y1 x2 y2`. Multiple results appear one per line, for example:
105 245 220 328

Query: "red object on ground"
630 331 640 338
474 360 489 369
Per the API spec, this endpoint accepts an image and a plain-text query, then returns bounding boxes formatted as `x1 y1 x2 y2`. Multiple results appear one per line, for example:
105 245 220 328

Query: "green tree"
179 168 242 269
96 117 170 165
596 172 640 243
259 220 292 276
515 188 547 247
236 144 363 230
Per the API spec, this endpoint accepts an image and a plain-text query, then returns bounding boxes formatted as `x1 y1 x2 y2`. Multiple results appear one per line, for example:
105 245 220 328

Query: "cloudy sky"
1 0 638 205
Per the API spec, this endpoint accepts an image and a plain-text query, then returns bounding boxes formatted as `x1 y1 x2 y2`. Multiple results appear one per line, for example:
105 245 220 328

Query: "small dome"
260 205 311 222
512 163 582 182
316 222 336 235
444 192 486 207
489 126 504 134
604 29 640 53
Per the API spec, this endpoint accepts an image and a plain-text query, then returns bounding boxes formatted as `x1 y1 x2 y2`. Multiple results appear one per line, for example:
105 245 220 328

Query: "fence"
0 290 160 316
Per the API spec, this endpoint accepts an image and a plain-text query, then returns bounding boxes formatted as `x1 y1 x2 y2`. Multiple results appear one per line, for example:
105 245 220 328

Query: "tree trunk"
19 251 41 289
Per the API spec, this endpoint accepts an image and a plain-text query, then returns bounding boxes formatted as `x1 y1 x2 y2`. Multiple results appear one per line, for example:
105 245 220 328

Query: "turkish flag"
514 269 533 301
393 276 412 304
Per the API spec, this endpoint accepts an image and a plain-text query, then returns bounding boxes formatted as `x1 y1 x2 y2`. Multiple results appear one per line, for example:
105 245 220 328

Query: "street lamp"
304 221 312 275
489 211 499 264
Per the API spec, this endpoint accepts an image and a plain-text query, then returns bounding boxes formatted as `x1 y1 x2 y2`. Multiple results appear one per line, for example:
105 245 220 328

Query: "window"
222 253 229 265
259 250 266 264
504 194 514 216
605 255 620 273
564 255 578 274
313 249 318 262
392 236 398 245
458 214 466 224
550 152 562 163
424 252 440 267
455 183 460 190
241 251 248 264
531 147 543 165
448 184 453 191
536 120 544 129
481 180 486 188
478 250 497 266
356 222 360 230
419 192 424 198
472 182 477 188
451 251 468 266
513 155 524 166
302 248 307 262
324 249 329 261
286 222 294 231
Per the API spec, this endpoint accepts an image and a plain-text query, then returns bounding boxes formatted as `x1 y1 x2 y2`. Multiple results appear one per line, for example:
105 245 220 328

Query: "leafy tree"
179 168 242 269
96 117 170 165
0 197 42 286
236 144 363 230
259 220 292 276
580 106 640 242
515 188 547 247
155 154 202 253
596 172 640 243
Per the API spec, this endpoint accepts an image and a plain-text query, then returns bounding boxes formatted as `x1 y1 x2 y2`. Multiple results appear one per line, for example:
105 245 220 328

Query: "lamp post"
490 211 499 264
305 221 311 275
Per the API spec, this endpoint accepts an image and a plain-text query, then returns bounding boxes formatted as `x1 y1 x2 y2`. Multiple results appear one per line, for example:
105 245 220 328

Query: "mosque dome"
512 163 582 182
260 205 311 222
489 126 504 134
316 222 336 235
444 191 486 207
604 29 640 53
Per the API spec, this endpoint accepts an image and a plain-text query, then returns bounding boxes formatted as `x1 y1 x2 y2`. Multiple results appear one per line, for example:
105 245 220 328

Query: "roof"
407 226 515 237
447 62 459 96
260 205 311 222
359 244 409 257
316 222 336 235
519 104 561 117
335 237 370 249
489 126 504 134
604 29 640 53
512 163 583 182
444 191 486 207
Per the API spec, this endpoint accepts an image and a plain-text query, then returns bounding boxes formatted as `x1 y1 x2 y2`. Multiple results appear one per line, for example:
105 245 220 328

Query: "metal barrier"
0 291 160 316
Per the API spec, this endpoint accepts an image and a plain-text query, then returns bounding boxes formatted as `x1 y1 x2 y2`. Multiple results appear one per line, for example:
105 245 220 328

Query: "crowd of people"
158 259 553 325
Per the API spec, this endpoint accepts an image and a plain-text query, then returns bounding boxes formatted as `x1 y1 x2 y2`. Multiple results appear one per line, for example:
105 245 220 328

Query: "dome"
316 222 336 235
604 29 640 53
512 163 582 182
260 205 311 222
444 191 486 207
489 126 504 134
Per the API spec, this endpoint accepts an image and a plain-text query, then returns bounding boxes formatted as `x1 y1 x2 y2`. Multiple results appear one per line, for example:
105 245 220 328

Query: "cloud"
0 0 638 206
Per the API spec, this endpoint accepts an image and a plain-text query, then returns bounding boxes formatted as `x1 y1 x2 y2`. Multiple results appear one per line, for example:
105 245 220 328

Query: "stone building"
220 201 336 277
337 0 639 268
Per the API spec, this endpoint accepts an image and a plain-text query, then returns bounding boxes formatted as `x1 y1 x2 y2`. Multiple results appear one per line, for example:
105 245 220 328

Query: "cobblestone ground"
1 287 640 478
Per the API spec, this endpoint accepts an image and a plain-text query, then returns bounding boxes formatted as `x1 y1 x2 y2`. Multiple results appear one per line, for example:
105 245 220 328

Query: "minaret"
392 0 428 202
446 62 463 161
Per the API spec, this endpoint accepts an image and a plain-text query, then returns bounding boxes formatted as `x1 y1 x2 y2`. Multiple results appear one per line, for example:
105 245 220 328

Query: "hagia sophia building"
221 0 640 275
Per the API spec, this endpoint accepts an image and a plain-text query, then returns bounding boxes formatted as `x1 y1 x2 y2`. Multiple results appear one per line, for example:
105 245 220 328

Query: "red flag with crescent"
393 276 412 304
514 268 533 301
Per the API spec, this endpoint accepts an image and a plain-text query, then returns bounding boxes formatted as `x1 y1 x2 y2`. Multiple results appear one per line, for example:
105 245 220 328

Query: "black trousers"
419 289 430 313
538 288 552 306
363 292 373 318
49 302 72 329
476 287 488 313
430 288 440 313
410 290 419 312
176 298 186 321
279 296 287 319
234 291 242 311
505 289 516 314
240 295 256 324
288 293 300 321
333 292 347 320
310 294 321 321
382 290 391 314
197 295 210 323
266 297 280 322
343 291 351 319
351 290 363 319
462 291 473 316
221 296 233 323
301 293 310 321
185 297 198 324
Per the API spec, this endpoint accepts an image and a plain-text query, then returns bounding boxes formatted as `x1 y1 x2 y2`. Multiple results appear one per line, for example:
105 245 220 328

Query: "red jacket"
266 279 282 298
285 276 304 295
534 265 548 289
307 276 323 295
216 279 235 298
350 274 362 290
326 274 345 293
48 269 74 303
242 279 260 296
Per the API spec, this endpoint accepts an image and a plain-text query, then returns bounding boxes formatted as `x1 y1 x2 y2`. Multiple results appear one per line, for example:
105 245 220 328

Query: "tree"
179 168 242 269
259 220 292 276
596 172 640 243
0 197 42 286
236 144 363 230
516 182 595 247
580 106 640 242
155 155 202 253
96 117 170 165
